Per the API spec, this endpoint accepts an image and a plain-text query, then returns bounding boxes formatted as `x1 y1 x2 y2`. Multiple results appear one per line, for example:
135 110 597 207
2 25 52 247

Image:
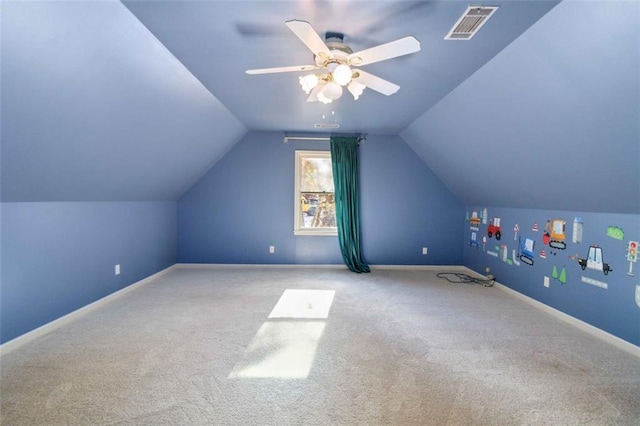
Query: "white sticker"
581 276 608 290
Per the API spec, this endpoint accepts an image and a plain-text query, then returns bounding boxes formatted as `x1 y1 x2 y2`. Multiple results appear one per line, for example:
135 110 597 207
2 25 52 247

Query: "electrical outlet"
115 264 121 276
269 245 275 254
422 247 428 255
544 276 550 288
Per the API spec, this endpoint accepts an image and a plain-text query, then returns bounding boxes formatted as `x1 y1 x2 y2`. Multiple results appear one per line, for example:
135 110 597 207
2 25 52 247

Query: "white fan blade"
354 70 400 96
246 65 319 75
348 36 420 66
285 20 333 59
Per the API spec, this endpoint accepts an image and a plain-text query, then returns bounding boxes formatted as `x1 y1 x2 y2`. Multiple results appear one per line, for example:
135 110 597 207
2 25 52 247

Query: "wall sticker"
532 222 539 232
470 231 479 248
513 223 519 241
499 244 513 265
470 211 480 231
518 237 535 266
482 208 488 225
626 240 638 276
543 219 567 250
582 276 608 290
572 217 583 244
487 217 502 240
552 264 567 285
512 249 521 266
607 226 624 240
577 245 612 276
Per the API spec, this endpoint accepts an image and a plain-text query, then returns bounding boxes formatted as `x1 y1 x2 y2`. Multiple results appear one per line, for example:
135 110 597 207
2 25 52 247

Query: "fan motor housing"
314 32 352 67
324 31 353 54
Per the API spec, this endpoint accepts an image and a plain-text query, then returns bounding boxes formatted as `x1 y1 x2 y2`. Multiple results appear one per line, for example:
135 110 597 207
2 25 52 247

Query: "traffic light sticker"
627 241 638 276
627 241 638 262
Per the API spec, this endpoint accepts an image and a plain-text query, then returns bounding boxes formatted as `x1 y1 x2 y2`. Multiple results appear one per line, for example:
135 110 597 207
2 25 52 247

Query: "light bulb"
322 81 343 100
299 74 319 94
347 80 366 100
332 64 352 86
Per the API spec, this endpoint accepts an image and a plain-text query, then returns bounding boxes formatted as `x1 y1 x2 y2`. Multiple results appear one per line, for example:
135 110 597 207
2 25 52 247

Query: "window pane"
300 192 336 228
301 158 335 192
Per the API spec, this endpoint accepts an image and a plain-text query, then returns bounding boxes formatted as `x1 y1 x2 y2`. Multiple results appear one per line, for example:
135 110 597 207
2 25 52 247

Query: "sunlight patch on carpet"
229 289 335 379
229 322 326 378
268 289 335 319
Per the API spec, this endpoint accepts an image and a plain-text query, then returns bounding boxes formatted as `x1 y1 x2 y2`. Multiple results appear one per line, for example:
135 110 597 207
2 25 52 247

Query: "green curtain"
330 136 370 273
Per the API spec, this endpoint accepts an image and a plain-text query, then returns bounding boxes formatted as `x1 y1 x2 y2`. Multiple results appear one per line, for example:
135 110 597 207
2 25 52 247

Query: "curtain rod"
283 136 366 143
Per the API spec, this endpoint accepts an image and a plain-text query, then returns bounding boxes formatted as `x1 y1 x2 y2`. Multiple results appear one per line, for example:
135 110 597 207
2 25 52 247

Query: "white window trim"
294 150 338 236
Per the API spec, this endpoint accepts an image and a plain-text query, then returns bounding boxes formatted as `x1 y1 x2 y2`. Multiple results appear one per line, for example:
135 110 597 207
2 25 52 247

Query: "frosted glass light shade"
332 64 352 86
322 81 343 100
347 80 366 100
299 74 319 94
317 90 333 104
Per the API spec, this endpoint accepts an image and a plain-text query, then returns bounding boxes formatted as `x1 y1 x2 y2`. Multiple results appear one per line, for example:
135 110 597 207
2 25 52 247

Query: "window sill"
294 228 338 237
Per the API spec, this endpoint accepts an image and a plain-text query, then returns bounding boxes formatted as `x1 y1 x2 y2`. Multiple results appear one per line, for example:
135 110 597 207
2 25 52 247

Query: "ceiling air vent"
314 123 340 129
445 6 499 40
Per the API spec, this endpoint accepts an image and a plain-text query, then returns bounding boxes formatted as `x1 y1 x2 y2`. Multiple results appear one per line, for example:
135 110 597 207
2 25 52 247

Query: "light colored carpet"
1 267 639 425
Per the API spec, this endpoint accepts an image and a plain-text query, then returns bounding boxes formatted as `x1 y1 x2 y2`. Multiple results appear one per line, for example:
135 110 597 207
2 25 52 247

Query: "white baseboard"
0 264 177 357
174 263 468 271
174 263 347 269
460 267 640 359
371 265 469 271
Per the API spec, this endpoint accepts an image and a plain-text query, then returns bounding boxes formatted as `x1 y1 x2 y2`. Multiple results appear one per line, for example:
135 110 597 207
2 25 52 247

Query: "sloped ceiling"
2 0 637 214
1 0 246 201
402 1 640 214
1 0 560 202
121 0 558 134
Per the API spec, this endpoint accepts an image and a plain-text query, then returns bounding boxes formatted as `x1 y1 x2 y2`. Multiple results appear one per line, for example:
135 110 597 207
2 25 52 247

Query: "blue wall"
0 201 177 344
178 131 464 265
463 206 640 346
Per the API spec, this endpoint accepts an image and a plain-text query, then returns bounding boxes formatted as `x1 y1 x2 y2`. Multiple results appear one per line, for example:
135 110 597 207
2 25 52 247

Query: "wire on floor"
436 272 495 287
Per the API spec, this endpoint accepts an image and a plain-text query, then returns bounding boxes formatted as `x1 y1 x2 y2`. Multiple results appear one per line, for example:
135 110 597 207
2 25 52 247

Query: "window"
294 150 337 236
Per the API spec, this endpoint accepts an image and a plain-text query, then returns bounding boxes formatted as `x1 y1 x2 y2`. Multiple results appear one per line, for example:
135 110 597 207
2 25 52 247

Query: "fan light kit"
298 58 365 104
246 20 421 104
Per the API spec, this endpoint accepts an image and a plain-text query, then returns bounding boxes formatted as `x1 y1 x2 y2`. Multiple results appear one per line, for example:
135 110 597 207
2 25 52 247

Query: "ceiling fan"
245 20 421 104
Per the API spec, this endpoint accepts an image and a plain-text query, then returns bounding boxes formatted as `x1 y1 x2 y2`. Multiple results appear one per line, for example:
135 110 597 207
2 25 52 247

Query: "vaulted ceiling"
2 1 638 213
121 0 557 134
